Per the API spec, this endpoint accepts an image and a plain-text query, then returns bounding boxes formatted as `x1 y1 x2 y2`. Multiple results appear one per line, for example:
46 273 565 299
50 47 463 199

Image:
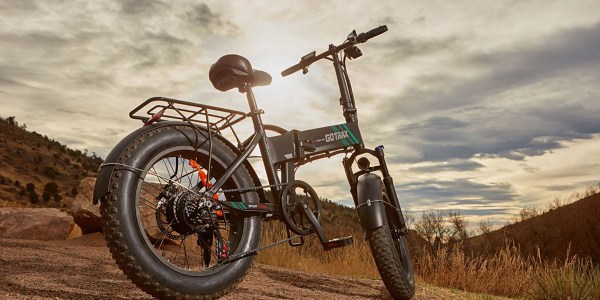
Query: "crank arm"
302 203 353 250
301 204 328 244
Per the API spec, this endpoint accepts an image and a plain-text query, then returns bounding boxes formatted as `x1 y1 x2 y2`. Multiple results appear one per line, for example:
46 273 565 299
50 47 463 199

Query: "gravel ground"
0 234 507 299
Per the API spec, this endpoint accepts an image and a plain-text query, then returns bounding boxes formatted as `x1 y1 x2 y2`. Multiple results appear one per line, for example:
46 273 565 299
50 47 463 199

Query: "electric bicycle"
93 25 415 299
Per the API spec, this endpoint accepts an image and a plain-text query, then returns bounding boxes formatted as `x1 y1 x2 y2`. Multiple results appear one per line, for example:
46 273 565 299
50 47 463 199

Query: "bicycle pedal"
286 227 304 247
288 235 304 247
322 236 353 251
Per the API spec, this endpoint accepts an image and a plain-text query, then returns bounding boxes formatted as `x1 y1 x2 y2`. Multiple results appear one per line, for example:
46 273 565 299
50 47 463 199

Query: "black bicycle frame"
182 35 407 232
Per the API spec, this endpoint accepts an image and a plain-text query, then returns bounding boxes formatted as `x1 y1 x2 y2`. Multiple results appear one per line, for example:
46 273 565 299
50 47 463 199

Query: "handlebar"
281 25 388 77
281 51 322 77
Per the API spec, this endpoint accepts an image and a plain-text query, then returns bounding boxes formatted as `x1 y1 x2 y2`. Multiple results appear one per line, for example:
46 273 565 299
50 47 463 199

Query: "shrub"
29 191 39 204
25 183 35 193
42 167 59 179
53 193 62 202
530 256 600 299
44 182 59 194
42 191 51 202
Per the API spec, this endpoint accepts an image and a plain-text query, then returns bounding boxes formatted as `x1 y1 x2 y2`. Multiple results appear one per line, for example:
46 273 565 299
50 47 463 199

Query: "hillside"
0 116 373 235
0 117 102 208
465 192 600 262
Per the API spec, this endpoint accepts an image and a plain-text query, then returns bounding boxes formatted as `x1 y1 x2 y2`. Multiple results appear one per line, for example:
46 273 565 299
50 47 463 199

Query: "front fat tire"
100 124 261 299
367 223 415 299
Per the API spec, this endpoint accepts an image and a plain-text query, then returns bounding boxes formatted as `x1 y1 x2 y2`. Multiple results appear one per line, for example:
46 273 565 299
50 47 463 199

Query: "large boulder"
70 177 102 234
0 208 82 240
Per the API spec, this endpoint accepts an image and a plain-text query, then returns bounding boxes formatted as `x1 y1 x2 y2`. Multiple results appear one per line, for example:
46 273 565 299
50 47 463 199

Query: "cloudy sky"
2 0 599 227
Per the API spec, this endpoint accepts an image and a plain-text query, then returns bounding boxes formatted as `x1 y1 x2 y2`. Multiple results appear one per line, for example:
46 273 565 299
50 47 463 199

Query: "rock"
68 223 83 240
0 208 77 240
71 177 102 234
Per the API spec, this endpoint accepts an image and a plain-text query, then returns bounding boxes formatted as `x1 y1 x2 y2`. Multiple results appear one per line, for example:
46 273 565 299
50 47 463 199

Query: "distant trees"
42 191 51 202
44 182 58 194
43 181 62 202
29 191 39 204
22 182 40 204
415 209 471 251
25 183 35 193
42 166 59 180
3 116 26 130
448 211 469 243
6 116 16 126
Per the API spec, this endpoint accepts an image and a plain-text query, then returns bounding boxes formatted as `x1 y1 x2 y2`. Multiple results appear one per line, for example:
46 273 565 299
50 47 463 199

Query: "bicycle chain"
103 163 303 263
217 182 303 264
222 233 301 264
218 182 288 194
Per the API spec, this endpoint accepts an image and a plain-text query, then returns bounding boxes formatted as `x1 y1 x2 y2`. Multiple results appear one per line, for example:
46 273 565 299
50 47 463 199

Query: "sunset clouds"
1 0 599 226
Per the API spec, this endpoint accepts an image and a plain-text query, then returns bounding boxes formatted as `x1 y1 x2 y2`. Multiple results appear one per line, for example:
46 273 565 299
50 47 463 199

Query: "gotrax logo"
325 130 350 142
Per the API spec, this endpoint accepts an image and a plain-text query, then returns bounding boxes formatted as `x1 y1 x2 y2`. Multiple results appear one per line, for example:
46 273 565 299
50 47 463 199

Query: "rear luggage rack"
129 97 247 133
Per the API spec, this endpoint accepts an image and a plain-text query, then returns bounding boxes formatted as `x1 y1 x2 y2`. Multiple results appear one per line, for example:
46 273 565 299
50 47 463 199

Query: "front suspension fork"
375 146 408 235
344 145 408 234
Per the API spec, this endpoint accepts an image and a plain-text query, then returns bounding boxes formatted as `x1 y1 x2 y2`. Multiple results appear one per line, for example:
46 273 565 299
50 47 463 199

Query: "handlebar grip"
281 63 304 77
281 52 319 77
357 25 388 43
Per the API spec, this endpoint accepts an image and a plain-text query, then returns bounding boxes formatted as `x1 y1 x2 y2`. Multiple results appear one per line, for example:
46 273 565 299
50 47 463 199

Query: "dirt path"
0 234 506 299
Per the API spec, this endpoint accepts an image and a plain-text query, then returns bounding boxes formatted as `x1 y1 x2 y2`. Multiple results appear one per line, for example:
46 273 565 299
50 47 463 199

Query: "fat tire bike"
93 25 415 299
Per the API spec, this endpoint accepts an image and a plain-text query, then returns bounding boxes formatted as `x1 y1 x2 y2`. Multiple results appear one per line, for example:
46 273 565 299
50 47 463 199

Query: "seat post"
244 85 261 131
244 85 281 193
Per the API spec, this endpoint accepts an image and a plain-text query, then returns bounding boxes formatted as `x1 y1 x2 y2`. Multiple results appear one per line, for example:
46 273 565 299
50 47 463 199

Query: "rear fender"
93 121 265 204
356 173 386 229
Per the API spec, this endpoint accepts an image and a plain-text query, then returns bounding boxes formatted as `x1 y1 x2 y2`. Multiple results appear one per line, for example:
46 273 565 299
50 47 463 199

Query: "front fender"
356 173 386 230
93 121 265 204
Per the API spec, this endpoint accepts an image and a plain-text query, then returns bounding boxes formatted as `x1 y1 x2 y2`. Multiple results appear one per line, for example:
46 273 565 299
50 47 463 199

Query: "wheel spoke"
152 166 164 186
168 234 188 261
131 149 250 274
182 239 190 270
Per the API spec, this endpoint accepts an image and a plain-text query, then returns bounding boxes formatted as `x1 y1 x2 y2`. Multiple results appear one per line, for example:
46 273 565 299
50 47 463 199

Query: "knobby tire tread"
367 224 415 300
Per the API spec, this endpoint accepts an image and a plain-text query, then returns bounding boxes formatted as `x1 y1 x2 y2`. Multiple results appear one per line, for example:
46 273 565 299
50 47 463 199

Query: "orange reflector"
189 159 220 201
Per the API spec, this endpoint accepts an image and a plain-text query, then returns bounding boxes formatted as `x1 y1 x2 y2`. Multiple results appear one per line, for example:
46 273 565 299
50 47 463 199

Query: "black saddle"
209 54 272 92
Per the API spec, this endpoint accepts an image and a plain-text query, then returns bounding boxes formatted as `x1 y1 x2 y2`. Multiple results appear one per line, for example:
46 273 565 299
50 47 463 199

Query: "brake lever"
346 30 358 42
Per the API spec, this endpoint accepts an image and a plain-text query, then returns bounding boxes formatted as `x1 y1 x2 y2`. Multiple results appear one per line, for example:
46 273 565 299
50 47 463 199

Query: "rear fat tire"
100 124 261 299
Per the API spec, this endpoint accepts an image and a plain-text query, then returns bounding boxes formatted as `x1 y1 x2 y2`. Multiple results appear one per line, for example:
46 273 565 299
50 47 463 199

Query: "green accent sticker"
228 202 247 210
331 126 349 146
342 123 360 144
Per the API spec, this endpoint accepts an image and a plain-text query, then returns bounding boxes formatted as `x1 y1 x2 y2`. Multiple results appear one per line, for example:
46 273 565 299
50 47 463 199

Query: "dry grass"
415 245 533 297
257 221 600 299
0 199 32 208
256 221 380 278
530 254 600 300
415 244 600 299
